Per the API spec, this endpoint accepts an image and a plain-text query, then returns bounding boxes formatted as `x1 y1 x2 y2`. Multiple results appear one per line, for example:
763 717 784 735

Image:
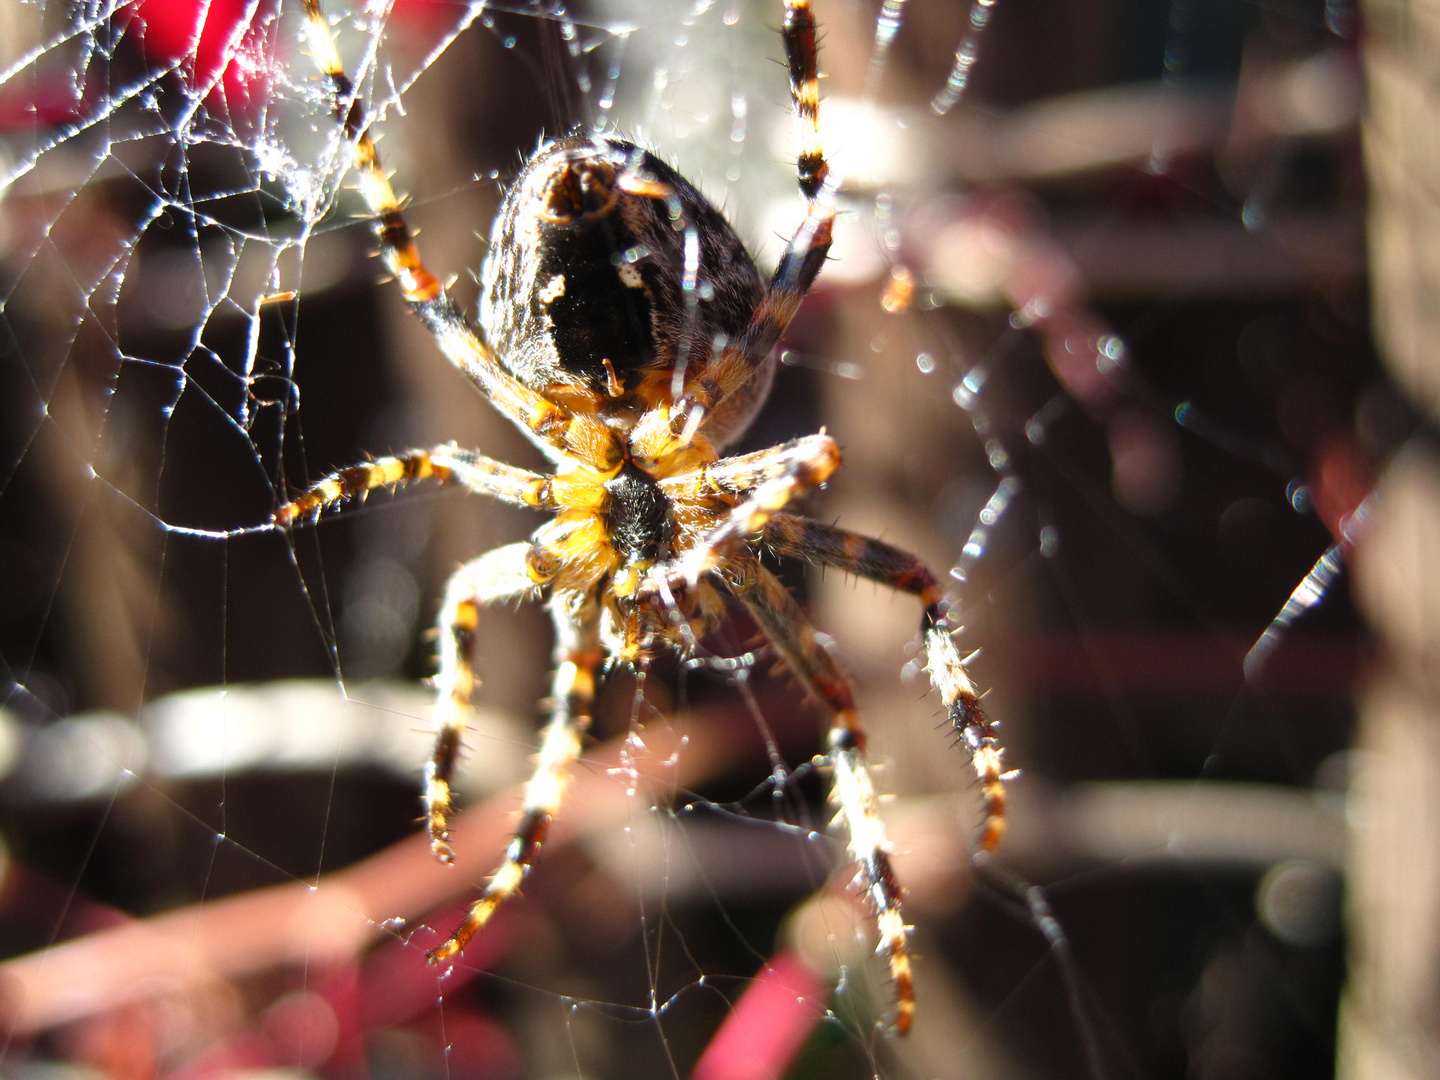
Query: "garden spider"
275 0 1005 1034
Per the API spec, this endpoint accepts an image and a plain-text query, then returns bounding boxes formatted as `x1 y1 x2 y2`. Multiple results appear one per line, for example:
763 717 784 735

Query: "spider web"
0 0 1382 1077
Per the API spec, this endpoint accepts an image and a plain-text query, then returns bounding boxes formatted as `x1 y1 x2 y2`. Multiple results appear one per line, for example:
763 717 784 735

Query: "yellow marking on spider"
616 173 672 200
602 357 625 398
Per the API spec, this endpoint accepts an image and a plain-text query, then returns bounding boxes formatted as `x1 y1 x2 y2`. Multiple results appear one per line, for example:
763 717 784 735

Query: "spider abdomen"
535 224 657 388
481 135 769 444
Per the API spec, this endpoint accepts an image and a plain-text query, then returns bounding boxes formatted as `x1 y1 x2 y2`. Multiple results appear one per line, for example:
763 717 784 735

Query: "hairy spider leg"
722 551 915 1036
659 433 842 501
674 0 835 435
298 0 622 471
763 514 1007 850
273 450 572 861
659 434 842 584
272 446 555 527
426 543 552 862
782 0 829 197
429 594 602 961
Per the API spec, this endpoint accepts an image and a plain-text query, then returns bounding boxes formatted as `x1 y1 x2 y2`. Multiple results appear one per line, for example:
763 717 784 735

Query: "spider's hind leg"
676 0 836 437
722 550 916 1036
297 0 619 467
429 592 601 963
763 513 1007 851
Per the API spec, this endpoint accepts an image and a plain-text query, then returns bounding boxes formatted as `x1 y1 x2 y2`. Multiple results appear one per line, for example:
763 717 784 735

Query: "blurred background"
0 0 1430 1076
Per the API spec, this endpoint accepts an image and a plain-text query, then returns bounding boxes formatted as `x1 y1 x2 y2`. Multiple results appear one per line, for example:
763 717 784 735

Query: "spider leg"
721 549 915 1036
763 513 1006 851
676 0 835 434
660 433 841 502
273 445 554 527
428 542 555 863
429 592 602 963
657 434 841 586
298 0 621 470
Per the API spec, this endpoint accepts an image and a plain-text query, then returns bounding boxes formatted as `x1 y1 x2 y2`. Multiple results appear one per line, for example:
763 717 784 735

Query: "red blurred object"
1310 436 1373 547
0 77 88 131
0 0 471 137
690 951 829 1080
120 0 279 116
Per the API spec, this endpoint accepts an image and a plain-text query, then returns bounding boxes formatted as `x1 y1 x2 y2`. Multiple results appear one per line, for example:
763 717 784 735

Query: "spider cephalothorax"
277 0 1006 1036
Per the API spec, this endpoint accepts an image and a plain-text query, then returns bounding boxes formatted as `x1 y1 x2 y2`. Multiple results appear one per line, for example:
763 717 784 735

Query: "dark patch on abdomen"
538 222 655 387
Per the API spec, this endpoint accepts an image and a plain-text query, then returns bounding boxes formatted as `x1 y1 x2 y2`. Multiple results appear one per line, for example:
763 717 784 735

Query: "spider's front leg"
426 542 555 863
429 592 601 963
764 514 1006 850
721 550 916 1036
274 455 567 865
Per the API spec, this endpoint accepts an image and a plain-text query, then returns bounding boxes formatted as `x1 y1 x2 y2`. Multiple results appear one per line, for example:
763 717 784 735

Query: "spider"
275 0 1005 1035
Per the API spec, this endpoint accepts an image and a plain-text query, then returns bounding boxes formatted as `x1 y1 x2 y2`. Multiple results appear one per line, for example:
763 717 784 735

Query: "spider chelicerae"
276 0 1005 1034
